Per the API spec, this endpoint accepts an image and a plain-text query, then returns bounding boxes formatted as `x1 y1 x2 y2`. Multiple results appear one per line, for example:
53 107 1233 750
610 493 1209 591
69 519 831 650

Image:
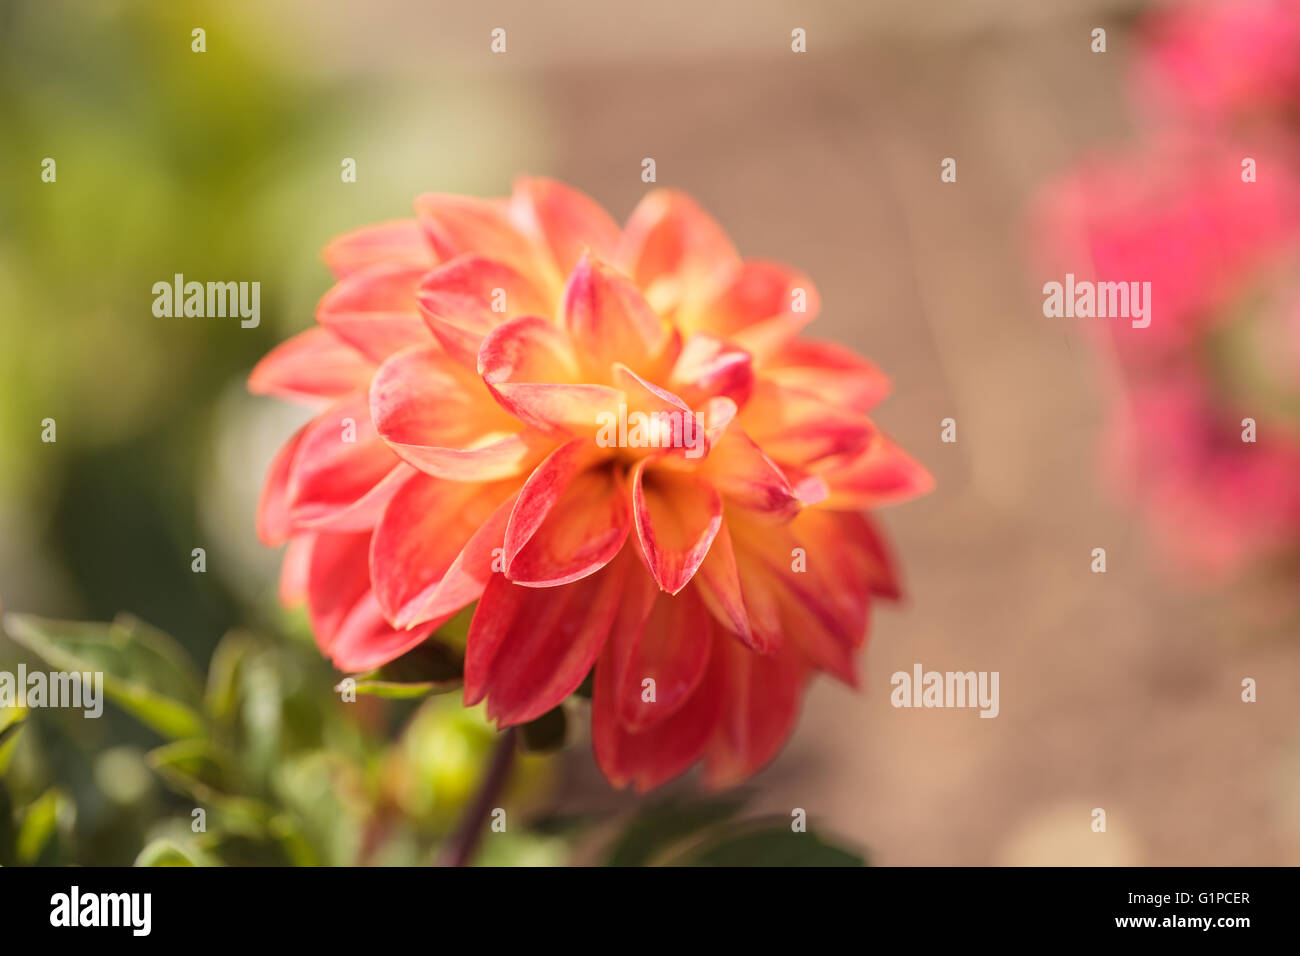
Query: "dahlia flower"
250 178 930 790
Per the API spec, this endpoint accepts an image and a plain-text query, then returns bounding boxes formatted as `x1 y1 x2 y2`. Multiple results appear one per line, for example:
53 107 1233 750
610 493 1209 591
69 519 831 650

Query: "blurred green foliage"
0 612 562 866
0 0 541 656
0 611 865 866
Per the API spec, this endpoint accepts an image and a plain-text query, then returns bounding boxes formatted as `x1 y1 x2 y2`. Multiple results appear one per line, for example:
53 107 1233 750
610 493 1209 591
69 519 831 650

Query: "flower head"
251 178 930 790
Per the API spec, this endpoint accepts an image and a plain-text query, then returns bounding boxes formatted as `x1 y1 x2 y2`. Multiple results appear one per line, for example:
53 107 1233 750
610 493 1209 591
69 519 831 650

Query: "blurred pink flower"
1034 138 1300 357
1035 0 1300 583
1135 0 1300 133
1110 369 1300 578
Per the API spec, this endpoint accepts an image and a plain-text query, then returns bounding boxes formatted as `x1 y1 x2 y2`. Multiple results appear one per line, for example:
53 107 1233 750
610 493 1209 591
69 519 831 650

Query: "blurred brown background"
5 0 1297 864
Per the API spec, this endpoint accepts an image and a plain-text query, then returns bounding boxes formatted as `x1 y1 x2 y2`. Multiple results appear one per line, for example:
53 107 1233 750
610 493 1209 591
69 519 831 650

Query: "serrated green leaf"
3 613 204 739
342 640 463 699
342 678 456 700
604 793 750 867
675 822 865 867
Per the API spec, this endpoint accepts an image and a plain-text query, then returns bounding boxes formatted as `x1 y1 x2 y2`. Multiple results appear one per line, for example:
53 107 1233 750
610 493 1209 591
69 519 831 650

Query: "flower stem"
437 726 517 867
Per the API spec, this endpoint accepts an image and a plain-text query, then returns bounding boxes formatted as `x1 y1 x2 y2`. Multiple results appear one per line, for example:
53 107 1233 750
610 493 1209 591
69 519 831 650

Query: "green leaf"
3 613 204 739
15 788 62 864
0 706 25 773
146 740 274 833
135 837 220 867
146 738 232 796
674 822 865 867
272 753 363 866
0 705 24 744
203 630 260 723
267 814 321 867
604 793 749 867
342 640 463 699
